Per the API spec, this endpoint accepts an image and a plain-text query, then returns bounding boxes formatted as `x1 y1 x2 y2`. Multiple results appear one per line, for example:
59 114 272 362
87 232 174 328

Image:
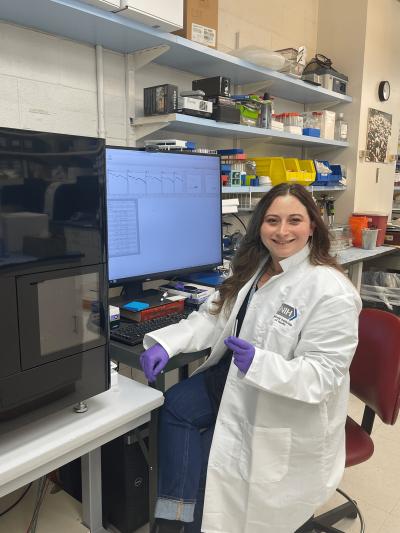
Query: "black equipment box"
212 105 240 123
192 76 231 97
59 430 149 533
144 84 178 116
206 95 240 123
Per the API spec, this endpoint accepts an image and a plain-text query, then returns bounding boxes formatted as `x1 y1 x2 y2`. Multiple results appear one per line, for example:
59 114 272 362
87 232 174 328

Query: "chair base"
297 493 359 533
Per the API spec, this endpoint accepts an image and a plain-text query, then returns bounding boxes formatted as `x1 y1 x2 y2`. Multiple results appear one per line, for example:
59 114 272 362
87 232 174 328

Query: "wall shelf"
134 114 349 147
1 0 352 105
222 185 346 194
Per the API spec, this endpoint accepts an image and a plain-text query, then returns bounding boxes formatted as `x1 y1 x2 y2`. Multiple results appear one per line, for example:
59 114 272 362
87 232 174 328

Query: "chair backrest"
350 308 400 426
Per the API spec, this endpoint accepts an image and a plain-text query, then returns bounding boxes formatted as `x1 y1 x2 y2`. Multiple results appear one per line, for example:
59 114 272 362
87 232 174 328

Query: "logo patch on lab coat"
273 303 298 328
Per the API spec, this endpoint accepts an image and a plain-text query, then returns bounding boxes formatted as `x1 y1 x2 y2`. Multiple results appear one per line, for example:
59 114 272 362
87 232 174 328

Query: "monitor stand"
121 281 162 304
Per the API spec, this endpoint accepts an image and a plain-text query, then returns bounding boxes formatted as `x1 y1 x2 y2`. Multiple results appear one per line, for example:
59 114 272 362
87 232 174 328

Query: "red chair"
298 308 400 533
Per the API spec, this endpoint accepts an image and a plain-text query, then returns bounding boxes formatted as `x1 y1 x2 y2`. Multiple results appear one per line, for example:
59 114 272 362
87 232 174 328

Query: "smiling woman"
216 183 342 314
140 183 362 533
260 195 315 267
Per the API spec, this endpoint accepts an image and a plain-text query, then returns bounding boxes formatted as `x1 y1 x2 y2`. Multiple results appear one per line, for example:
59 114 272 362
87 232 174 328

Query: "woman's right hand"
140 343 169 382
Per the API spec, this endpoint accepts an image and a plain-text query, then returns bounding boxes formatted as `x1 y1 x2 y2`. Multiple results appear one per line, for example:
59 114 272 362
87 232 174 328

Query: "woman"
140 183 362 533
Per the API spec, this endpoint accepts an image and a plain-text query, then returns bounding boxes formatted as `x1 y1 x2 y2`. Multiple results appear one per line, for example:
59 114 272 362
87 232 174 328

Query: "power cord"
26 476 49 533
0 483 32 517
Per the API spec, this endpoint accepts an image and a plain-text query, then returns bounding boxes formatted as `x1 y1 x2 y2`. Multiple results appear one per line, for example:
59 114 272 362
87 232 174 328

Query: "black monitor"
106 147 222 296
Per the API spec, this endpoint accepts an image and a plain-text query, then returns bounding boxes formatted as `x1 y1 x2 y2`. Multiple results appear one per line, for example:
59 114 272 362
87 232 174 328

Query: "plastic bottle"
259 92 272 129
335 113 348 141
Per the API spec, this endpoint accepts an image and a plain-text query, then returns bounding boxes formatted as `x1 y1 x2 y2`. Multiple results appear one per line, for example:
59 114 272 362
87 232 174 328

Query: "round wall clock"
378 81 390 101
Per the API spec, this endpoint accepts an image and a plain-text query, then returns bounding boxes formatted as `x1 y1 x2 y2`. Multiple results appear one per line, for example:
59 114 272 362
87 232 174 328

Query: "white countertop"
0 376 163 496
337 246 398 266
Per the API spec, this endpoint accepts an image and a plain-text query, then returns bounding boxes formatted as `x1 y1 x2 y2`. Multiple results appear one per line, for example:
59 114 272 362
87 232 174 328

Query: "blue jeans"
155 369 218 531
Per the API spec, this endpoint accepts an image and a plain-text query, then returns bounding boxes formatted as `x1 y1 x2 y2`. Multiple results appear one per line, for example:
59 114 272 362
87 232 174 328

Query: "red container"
353 213 388 246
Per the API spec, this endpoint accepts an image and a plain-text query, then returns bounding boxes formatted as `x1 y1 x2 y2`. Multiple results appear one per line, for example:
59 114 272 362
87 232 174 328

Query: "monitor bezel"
105 146 222 288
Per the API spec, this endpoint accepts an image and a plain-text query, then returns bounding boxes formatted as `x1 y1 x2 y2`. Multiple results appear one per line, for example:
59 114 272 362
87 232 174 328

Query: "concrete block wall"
218 0 319 60
0 21 126 143
0 1 320 143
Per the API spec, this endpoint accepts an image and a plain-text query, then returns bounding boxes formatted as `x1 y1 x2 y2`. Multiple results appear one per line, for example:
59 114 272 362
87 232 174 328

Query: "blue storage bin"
313 160 342 186
303 128 320 137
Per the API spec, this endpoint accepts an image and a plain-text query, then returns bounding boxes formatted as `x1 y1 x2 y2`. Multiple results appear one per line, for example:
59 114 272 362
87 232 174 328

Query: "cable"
0 483 32 517
223 213 247 233
26 477 49 533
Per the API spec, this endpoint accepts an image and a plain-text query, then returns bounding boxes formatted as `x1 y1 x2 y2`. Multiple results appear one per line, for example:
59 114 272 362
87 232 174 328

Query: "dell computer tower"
0 127 109 419
59 430 150 532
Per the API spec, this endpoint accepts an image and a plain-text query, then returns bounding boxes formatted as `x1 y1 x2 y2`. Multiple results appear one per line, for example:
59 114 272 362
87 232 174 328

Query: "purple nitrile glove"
224 336 255 375
140 343 169 382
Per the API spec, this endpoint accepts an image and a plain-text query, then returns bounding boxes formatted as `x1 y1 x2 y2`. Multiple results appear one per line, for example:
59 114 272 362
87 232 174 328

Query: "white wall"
218 0 319 58
316 0 368 224
317 0 400 222
0 22 126 143
353 0 400 215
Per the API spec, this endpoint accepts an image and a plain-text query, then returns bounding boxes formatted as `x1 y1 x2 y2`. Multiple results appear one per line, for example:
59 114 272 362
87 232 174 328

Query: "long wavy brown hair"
213 183 342 315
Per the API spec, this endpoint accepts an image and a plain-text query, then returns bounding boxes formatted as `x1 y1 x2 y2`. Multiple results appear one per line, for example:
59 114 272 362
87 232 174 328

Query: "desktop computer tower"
59 429 149 532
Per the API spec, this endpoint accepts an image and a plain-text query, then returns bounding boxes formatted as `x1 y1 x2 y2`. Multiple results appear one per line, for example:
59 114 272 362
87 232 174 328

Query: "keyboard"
110 312 190 346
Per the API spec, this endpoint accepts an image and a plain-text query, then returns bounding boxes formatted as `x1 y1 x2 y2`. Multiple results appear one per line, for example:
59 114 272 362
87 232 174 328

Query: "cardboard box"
174 0 218 48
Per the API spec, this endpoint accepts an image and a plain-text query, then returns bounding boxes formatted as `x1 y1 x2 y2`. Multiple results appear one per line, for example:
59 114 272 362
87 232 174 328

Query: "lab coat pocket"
239 422 291 483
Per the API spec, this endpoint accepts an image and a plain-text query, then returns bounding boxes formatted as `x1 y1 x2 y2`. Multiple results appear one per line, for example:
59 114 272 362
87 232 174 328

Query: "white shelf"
134 114 349 147
394 186 400 191
1 0 352 105
222 186 271 193
222 185 346 195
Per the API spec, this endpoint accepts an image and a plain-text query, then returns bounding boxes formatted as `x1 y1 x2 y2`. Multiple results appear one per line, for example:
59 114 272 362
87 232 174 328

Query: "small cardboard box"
174 0 218 48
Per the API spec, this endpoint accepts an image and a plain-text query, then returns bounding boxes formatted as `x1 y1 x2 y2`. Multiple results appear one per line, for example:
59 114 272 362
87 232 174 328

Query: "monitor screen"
106 148 222 285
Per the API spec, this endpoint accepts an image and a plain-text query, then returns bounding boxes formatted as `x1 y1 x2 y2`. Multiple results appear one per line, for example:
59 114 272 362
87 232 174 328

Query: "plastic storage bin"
252 157 315 186
313 160 342 186
361 271 400 315
298 159 316 184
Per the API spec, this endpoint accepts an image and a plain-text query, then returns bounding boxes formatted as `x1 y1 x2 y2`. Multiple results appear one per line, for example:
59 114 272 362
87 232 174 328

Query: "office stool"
299 308 400 533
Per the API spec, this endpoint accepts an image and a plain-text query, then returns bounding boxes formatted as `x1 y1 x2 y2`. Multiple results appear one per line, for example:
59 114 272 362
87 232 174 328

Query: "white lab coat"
144 246 362 533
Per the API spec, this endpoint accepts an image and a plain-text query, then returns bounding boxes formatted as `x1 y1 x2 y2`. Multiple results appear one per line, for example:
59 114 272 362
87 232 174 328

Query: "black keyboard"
110 312 190 346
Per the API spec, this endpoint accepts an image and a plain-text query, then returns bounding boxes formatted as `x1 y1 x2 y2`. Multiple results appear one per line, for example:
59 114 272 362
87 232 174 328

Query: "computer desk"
0 375 163 533
109 340 209 528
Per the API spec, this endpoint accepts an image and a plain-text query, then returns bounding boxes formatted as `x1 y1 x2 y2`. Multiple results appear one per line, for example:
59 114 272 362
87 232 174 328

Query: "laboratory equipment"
326 197 335 226
106 148 222 297
302 54 348 94
0 127 109 419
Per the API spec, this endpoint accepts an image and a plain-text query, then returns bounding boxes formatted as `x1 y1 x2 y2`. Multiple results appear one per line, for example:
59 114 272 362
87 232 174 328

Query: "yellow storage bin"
252 157 301 186
298 159 316 185
252 157 316 186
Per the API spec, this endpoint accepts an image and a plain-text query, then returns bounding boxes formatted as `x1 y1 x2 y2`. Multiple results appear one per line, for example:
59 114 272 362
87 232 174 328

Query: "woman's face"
260 194 314 262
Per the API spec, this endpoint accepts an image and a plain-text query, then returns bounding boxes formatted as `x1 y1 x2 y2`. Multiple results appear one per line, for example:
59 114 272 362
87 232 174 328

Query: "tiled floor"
1 393 400 532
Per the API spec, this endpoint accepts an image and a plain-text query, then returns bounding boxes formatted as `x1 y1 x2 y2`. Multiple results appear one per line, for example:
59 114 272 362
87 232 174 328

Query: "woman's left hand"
224 336 255 374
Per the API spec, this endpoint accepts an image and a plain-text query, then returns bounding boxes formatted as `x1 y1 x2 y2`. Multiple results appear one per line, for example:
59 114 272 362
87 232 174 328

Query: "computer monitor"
106 147 222 295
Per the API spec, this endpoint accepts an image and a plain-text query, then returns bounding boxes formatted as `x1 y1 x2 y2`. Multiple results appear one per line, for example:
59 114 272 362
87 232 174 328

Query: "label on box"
191 23 216 47
179 97 213 113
